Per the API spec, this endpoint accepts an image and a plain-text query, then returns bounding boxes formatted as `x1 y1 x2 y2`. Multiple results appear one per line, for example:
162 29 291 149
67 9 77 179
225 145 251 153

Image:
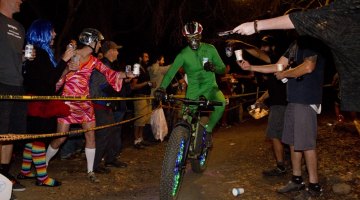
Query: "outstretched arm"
237 56 289 74
233 15 295 35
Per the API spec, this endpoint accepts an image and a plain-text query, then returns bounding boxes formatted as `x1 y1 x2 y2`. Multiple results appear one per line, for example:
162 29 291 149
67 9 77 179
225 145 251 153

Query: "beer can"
24 44 34 59
125 65 131 73
67 43 74 50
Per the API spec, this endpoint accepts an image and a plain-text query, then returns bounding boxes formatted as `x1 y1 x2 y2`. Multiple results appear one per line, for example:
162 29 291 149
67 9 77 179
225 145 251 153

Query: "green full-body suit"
160 43 226 132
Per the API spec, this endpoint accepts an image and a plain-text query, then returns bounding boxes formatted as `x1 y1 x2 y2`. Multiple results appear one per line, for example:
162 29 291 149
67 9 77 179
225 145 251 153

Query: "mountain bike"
159 95 222 200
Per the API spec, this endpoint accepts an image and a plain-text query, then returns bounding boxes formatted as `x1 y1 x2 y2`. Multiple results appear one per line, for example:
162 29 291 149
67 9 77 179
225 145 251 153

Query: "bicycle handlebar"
165 95 223 107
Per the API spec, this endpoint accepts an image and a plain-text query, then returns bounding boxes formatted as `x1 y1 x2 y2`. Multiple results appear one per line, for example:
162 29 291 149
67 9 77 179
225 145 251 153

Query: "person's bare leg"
291 146 303 176
335 103 344 123
46 123 69 165
82 122 95 149
134 126 143 142
272 138 284 163
82 122 96 173
304 149 318 183
50 123 70 149
1 143 13 164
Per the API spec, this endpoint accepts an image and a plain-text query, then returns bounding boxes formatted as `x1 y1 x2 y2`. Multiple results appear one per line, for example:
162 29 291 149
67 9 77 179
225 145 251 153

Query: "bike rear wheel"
190 124 212 173
160 126 190 200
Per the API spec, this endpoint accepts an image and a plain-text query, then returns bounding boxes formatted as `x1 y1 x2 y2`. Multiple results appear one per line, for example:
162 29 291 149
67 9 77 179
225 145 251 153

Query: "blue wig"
26 19 57 67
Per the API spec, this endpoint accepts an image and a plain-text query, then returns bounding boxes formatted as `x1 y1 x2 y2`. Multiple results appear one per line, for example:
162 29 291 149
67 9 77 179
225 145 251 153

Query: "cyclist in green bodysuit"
156 21 226 133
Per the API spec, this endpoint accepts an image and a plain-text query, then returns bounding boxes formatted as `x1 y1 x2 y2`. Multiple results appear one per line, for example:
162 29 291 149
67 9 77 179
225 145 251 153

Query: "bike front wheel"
160 126 190 200
190 124 212 173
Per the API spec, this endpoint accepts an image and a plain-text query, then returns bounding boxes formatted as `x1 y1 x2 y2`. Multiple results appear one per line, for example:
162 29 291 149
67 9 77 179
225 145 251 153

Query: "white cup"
281 78 288 83
276 64 284 71
133 63 140 76
232 188 244 196
234 50 243 61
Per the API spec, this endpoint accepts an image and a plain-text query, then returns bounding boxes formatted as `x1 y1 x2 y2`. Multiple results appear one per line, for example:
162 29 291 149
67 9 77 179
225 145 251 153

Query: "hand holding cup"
237 60 251 71
234 49 243 61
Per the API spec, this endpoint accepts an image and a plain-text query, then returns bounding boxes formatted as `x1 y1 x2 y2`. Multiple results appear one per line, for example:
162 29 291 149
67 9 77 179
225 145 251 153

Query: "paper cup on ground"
234 50 243 61
232 188 244 196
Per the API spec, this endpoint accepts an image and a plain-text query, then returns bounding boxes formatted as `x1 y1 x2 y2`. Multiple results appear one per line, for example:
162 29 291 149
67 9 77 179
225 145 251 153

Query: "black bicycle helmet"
79 28 104 46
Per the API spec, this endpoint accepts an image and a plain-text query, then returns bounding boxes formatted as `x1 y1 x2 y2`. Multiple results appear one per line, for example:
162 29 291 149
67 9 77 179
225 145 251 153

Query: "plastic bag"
0 173 12 200
150 108 168 141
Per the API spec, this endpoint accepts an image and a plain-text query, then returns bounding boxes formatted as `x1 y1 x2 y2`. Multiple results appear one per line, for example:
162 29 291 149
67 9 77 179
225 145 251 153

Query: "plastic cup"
234 50 243 61
133 63 140 76
232 188 244 196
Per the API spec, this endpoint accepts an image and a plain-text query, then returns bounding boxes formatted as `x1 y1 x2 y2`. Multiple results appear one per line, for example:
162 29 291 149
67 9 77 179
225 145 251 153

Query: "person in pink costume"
45 28 134 183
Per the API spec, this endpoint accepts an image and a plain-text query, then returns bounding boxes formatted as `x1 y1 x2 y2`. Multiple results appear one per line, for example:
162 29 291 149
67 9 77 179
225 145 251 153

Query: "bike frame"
159 95 221 200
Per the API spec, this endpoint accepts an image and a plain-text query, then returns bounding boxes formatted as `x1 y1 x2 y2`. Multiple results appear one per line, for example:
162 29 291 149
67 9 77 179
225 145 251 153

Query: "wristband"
254 20 259 33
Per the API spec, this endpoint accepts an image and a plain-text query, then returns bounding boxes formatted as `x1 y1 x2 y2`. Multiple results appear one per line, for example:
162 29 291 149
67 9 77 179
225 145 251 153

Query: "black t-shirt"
132 65 151 96
265 75 287 106
283 38 325 104
0 13 25 86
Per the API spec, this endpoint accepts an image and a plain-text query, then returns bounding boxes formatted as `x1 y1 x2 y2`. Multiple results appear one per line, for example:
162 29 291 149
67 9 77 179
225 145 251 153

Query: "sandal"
17 173 36 180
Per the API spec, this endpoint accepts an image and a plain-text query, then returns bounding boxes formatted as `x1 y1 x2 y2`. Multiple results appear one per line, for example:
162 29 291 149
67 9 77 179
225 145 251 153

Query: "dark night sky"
13 0 335 81
13 0 276 63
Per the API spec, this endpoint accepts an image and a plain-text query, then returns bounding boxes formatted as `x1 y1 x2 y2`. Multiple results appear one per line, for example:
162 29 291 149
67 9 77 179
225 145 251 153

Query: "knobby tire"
159 126 190 200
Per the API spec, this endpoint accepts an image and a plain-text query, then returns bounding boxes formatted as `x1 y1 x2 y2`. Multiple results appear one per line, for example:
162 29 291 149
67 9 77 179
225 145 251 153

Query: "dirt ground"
11 111 360 200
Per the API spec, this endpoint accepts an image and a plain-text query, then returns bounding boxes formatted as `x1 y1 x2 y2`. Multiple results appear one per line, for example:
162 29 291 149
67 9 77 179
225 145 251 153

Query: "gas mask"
186 34 202 50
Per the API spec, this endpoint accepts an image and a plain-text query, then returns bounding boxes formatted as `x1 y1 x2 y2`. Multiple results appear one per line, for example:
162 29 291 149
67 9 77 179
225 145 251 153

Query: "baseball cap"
101 41 122 53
